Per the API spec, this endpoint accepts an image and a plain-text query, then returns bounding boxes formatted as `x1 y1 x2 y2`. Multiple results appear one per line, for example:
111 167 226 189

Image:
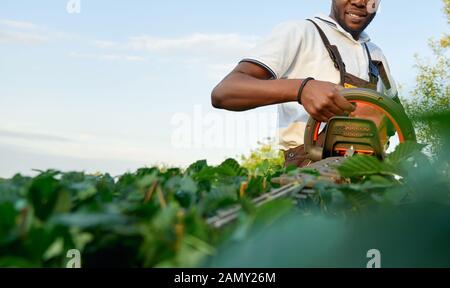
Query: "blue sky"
0 0 448 177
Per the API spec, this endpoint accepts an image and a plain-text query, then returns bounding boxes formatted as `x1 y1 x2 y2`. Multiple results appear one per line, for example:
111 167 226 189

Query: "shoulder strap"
307 19 346 85
363 43 381 86
364 43 393 90
373 60 393 91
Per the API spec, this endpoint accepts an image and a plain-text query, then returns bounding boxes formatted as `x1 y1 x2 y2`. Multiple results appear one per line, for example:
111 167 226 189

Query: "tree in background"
402 0 449 156
240 137 285 175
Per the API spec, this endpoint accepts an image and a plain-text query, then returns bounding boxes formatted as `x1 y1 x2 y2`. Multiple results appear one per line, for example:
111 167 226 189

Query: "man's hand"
301 80 356 122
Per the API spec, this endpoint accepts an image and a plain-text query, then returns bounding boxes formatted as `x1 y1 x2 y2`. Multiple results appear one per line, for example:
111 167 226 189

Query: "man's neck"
329 13 361 40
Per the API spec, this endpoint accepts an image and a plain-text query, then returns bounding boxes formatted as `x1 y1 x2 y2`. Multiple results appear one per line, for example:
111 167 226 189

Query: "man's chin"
341 14 376 37
342 22 365 36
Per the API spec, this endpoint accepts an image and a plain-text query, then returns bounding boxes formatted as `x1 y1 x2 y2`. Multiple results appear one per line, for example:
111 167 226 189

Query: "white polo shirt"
241 14 398 151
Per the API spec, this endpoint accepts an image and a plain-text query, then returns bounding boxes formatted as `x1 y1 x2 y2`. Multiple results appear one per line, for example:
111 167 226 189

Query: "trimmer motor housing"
322 117 385 160
304 88 417 162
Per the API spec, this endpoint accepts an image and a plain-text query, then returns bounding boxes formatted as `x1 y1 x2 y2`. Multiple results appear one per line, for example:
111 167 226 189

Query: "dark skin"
211 0 377 123
331 0 376 39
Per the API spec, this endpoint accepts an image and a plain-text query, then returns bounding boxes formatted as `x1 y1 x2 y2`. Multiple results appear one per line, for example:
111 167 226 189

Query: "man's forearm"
211 72 301 111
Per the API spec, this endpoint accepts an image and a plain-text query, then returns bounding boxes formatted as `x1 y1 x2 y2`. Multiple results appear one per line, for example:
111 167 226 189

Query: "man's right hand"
301 80 356 122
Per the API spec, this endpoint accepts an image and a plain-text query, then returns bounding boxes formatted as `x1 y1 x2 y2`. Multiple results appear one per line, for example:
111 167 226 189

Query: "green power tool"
304 88 416 161
208 88 416 228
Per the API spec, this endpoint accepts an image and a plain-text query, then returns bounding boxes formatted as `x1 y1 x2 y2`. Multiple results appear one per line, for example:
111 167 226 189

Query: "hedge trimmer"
207 88 417 228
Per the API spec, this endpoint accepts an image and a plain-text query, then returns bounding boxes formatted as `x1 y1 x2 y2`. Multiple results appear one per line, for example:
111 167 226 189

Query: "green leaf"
199 184 238 216
53 189 72 214
216 159 247 177
67 180 98 201
337 156 396 178
175 177 198 208
253 199 293 227
255 159 270 176
28 172 61 221
43 238 64 261
387 141 427 165
232 199 293 240
245 176 269 197
0 202 18 242
186 160 208 175
0 257 39 268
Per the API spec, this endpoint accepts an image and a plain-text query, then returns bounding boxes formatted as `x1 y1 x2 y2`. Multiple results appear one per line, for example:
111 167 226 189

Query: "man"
211 0 398 167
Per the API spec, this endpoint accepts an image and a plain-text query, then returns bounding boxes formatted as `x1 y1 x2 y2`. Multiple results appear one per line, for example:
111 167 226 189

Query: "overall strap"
306 19 346 85
363 43 380 86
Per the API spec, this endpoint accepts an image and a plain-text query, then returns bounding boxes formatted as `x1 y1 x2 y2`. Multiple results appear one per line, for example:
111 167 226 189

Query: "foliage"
1 110 449 267
240 138 285 176
402 0 450 156
0 157 286 268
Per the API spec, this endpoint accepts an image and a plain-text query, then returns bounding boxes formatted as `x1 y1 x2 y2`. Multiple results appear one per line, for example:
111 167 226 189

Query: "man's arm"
211 61 299 111
211 62 356 122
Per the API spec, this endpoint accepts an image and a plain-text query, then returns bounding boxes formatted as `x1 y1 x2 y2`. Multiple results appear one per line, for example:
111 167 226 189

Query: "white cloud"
77 32 258 63
0 130 157 164
0 19 48 45
86 32 260 75
0 30 48 45
128 33 259 58
124 55 147 62
90 33 259 62
0 129 72 143
0 18 80 45
68 51 147 62
92 40 120 49
1 19 38 30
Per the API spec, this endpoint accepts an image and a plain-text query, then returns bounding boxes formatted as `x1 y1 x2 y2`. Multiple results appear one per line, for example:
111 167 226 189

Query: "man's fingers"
323 110 335 121
333 93 356 112
305 82 357 122
331 85 356 112
327 104 346 116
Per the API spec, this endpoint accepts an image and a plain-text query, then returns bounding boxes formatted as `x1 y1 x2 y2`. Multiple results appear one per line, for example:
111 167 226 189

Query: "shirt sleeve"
240 21 304 80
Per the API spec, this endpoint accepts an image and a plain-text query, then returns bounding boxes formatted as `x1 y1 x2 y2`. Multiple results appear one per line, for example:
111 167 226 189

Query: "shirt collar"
313 13 371 44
